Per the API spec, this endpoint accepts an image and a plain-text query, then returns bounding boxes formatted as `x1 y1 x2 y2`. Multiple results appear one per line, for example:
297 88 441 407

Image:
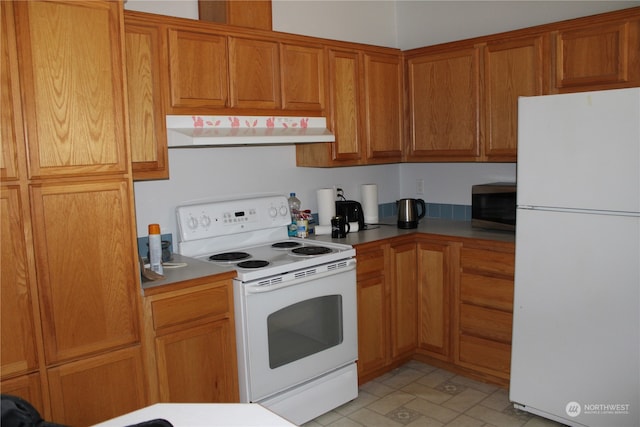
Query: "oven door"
234 261 357 402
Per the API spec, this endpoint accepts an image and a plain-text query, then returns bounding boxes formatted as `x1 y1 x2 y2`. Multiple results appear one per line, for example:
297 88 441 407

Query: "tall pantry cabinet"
0 1 147 426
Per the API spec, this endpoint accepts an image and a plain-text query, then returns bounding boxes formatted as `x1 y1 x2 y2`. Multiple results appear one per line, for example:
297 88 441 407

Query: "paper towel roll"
361 184 379 224
316 188 335 225
315 225 332 235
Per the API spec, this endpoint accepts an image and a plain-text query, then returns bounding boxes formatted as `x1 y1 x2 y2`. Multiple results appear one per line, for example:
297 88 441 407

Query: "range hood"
166 115 335 147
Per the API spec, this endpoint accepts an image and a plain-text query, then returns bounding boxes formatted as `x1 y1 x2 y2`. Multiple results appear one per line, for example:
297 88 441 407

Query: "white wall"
126 0 638 238
396 1 639 50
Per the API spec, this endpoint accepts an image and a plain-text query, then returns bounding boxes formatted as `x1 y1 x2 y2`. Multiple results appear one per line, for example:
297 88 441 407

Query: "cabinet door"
416 239 457 360
0 374 44 415
1 187 39 379
407 48 480 160
13 1 128 178
327 48 364 163
280 42 325 111
363 53 403 163
554 20 637 92
167 28 228 110
124 20 169 181
484 35 547 161
30 181 140 364
48 346 146 426
1 1 21 182
229 36 281 109
155 321 239 403
389 240 418 359
355 244 390 381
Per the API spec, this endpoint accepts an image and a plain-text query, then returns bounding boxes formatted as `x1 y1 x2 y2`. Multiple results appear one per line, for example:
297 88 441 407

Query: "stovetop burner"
291 246 333 256
272 241 302 249
237 260 270 269
210 252 251 262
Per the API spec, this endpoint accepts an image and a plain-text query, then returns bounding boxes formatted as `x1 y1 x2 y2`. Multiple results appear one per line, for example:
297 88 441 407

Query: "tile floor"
303 361 567 427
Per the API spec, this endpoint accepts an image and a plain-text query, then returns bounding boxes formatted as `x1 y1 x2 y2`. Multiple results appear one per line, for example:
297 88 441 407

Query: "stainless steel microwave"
471 182 516 231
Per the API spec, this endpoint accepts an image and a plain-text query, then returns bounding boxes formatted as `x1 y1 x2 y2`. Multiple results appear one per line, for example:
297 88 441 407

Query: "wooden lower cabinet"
47 347 147 426
355 243 390 382
143 276 239 403
416 237 460 360
454 242 515 383
389 238 418 359
356 235 515 387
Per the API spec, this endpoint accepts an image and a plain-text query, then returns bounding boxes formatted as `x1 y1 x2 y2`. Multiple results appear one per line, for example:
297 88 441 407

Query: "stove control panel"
176 195 291 241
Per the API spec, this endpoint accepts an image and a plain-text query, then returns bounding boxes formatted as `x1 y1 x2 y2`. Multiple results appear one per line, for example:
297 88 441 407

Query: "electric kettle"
396 198 426 229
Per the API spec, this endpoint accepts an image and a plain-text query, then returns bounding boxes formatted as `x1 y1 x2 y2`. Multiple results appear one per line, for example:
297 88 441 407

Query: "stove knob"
188 216 198 230
279 204 288 217
200 215 211 227
269 206 278 218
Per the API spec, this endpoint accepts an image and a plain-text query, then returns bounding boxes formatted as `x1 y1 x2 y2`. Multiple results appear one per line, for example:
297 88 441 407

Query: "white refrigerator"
510 88 640 427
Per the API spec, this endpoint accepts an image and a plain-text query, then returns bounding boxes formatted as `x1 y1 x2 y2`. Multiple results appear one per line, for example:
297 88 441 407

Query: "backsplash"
379 202 472 221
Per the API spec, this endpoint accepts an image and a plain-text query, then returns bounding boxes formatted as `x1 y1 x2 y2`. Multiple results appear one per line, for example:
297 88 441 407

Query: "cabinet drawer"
458 334 511 377
459 303 512 343
151 286 230 331
460 247 515 277
460 273 513 311
357 247 386 277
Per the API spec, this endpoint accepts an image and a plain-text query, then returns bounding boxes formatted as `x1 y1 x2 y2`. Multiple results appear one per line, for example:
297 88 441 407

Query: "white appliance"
176 195 358 425
510 88 640 427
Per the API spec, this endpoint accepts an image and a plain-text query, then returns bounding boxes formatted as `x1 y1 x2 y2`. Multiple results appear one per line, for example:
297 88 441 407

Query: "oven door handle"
243 263 356 294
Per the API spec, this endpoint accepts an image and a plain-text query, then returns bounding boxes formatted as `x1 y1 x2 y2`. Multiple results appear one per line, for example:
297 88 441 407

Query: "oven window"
267 295 343 369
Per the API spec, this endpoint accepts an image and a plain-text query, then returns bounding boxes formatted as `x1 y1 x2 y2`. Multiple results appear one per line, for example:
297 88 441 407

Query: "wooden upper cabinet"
198 0 272 31
1 1 22 182
30 181 140 364
327 48 364 163
483 35 547 161
363 53 403 163
553 15 640 92
280 42 326 111
1 187 39 380
407 47 480 161
167 28 229 110
13 1 128 179
229 36 281 109
124 19 169 181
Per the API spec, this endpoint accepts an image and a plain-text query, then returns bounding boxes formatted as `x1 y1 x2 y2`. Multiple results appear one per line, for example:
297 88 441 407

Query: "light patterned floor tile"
464 404 527 427
380 367 427 389
480 389 513 412
400 381 453 405
306 361 569 427
442 388 490 413
347 408 404 427
366 390 416 415
360 379 397 398
449 375 500 394
416 368 458 388
443 413 487 427
404 397 461 423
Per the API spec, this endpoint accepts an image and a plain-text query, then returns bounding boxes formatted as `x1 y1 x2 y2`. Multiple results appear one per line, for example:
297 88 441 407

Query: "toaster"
335 200 365 231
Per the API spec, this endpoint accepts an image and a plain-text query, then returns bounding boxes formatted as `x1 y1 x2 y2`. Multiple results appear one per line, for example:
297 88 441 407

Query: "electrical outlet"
416 179 424 195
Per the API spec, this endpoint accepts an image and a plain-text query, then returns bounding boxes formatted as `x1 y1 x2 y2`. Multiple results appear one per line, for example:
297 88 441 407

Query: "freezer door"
510 208 639 427
517 88 640 213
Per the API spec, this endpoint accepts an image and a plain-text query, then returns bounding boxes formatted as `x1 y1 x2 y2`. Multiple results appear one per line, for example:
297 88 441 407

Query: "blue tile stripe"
379 202 471 221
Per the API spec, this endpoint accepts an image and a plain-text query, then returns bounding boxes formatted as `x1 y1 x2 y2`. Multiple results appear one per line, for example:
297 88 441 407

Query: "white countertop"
91 403 296 427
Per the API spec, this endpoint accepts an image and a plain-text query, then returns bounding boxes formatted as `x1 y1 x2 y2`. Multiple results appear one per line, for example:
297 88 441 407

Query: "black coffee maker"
335 200 365 231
